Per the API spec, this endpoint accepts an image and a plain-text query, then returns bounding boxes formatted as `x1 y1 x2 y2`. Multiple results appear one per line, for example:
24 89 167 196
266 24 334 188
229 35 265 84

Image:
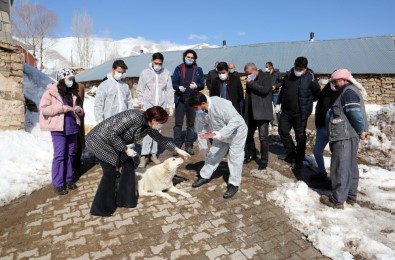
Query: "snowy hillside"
40 36 217 76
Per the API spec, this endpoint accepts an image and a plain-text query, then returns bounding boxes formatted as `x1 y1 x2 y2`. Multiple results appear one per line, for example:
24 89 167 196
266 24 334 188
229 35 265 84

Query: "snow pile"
359 103 395 170
266 169 395 259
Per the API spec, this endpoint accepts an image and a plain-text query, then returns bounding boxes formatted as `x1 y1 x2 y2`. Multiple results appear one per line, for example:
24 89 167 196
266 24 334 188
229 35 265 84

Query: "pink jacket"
39 83 84 131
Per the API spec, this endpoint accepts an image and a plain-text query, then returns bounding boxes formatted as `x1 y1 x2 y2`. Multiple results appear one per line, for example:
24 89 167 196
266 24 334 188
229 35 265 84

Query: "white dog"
136 157 192 202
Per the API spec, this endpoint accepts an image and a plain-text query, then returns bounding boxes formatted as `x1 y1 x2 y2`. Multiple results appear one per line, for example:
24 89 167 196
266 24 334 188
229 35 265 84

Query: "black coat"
244 69 273 121
278 68 321 121
206 69 218 91
210 73 244 113
270 69 282 94
86 110 175 167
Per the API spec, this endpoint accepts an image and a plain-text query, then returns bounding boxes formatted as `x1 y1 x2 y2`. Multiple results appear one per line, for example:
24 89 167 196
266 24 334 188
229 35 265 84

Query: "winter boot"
138 156 147 168
150 154 161 165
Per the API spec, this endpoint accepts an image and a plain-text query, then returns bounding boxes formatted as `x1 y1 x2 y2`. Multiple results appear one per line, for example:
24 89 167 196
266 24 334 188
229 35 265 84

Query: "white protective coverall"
137 63 174 155
197 96 247 186
94 72 133 123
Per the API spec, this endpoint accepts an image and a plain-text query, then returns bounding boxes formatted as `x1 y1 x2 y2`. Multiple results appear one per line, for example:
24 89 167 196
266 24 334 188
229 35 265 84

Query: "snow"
0 65 394 258
39 36 218 76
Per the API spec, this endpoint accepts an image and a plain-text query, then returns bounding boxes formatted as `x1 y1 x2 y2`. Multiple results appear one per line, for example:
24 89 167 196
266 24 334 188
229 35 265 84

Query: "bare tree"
101 29 120 63
72 11 94 69
12 1 58 70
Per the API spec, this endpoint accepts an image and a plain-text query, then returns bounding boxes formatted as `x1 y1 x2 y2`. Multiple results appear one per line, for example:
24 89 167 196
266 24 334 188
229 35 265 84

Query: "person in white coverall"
188 91 247 199
137 52 175 167
94 59 133 123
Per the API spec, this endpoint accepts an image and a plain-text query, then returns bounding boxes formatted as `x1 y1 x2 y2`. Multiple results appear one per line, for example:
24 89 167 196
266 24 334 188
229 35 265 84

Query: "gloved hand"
73 106 83 115
179 86 186 93
175 147 191 160
126 147 137 157
63 105 74 113
189 82 197 89
199 131 213 139
167 107 174 116
274 104 281 114
212 131 221 140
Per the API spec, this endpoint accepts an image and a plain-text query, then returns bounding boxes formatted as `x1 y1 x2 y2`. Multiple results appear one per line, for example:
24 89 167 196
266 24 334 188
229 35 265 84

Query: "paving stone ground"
0 159 328 260
0 118 328 260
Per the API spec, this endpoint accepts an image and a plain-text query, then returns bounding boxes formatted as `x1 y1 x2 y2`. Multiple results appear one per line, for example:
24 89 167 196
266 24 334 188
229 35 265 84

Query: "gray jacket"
86 109 176 167
244 69 273 122
329 85 368 142
137 63 174 110
94 72 133 122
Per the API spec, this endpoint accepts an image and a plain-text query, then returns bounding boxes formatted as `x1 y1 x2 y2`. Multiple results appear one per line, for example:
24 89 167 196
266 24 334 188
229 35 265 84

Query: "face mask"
153 65 162 72
114 72 123 80
219 73 228 81
229 69 235 73
196 109 205 115
152 123 163 130
65 80 73 88
330 82 337 91
265 68 270 72
294 69 305 77
248 74 256 81
185 58 194 65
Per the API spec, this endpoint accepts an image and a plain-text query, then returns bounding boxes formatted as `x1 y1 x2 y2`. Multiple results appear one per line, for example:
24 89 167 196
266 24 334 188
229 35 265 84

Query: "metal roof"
76 35 395 82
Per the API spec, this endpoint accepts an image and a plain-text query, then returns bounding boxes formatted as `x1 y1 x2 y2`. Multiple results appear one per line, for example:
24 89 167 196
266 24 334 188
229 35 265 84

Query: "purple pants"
51 133 77 188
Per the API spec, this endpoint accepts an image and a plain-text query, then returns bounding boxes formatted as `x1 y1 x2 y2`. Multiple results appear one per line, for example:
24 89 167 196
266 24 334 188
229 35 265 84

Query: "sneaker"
150 154 161 165
54 186 68 195
66 182 78 190
320 195 344 209
223 184 238 199
258 164 267 171
186 147 195 155
138 156 147 168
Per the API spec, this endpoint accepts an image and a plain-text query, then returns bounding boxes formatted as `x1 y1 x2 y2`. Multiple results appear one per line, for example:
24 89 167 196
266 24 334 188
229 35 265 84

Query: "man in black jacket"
244 62 273 170
265 61 282 124
209 62 244 114
275 57 321 169
205 61 220 92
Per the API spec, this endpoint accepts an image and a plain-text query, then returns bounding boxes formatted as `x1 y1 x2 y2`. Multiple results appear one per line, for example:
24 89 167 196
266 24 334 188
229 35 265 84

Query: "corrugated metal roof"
76 35 395 82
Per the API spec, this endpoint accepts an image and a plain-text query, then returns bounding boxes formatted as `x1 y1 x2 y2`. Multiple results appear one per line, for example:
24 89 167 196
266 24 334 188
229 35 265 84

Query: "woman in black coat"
86 106 190 216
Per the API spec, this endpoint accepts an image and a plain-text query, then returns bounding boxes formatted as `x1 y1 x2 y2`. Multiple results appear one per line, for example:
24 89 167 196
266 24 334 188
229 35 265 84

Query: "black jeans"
278 113 308 164
246 119 270 166
173 99 196 149
90 159 136 216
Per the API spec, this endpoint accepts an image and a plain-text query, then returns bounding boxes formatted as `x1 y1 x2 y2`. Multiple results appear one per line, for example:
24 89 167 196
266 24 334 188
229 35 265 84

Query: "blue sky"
21 0 395 46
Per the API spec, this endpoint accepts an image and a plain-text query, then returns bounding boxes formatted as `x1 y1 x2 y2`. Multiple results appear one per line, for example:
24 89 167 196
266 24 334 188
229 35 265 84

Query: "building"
76 35 395 104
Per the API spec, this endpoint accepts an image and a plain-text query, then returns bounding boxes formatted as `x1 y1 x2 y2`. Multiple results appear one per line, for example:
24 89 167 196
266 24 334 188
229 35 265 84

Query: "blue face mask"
196 109 205 115
248 74 256 81
185 58 194 65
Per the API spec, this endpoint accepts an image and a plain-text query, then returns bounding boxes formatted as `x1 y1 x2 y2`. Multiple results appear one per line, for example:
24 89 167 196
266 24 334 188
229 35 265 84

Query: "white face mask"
219 73 228 81
153 65 162 72
229 69 235 73
330 82 337 91
294 69 305 77
65 80 73 88
152 123 163 130
265 68 270 72
114 72 123 80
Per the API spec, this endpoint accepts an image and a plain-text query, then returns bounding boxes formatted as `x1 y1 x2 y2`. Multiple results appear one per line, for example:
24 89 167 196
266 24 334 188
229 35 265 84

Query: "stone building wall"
80 74 395 105
0 41 24 130
317 74 395 104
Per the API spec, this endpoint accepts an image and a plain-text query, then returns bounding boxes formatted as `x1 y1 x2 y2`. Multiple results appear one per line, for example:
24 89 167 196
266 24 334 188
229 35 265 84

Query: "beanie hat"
330 69 352 81
57 68 75 80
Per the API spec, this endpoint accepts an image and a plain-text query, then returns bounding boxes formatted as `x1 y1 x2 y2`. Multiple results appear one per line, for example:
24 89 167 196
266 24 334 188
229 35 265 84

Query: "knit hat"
57 68 75 80
330 69 352 81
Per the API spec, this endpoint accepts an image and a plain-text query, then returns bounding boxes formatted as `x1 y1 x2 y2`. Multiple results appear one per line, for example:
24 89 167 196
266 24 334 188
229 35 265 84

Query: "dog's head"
162 157 184 175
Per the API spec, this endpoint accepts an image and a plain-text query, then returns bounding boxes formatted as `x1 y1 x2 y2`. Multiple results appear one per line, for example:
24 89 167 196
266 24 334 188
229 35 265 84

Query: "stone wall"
80 74 395 105
317 74 395 105
0 41 24 130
